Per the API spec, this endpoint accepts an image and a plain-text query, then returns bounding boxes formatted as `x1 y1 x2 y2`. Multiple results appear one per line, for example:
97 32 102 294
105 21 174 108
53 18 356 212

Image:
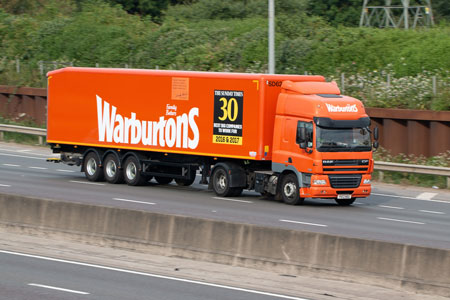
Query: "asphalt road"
0 250 308 300
0 142 449 249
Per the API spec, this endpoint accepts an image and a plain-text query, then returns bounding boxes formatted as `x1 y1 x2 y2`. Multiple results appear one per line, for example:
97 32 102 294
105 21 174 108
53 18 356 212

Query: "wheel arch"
102 150 122 168
209 162 246 189
121 152 143 171
272 162 304 188
81 148 104 172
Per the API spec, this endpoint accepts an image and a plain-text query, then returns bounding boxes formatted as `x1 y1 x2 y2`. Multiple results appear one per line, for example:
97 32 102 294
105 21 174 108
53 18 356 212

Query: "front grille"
323 159 369 166
328 174 362 188
324 167 368 172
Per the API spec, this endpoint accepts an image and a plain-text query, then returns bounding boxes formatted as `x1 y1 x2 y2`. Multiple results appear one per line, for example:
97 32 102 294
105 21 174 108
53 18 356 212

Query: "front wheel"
335 198 356 206
280 174 304 205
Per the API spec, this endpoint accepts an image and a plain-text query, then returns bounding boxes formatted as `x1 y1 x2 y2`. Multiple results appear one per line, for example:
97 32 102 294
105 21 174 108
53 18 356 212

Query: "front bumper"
300 174 372 198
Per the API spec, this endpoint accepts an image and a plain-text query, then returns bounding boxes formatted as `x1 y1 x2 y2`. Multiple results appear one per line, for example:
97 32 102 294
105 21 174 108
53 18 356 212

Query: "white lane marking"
378 205 404 210
416 192 438 200
0 153 48 160
280 219 328 227
377 217 425 225
17 149 32 152
113 198 156 205
419 210 445 215
371 193 449 204
0 147 52 157
69 180 105 186
28 283 90 295
29 166 48 170
0 184 11 187
213 197 253 204
57 169 76 173
2 250 310 300
3 163 20 167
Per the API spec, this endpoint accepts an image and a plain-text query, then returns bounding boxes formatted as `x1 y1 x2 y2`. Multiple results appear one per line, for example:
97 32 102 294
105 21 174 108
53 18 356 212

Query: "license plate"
337 194 352 199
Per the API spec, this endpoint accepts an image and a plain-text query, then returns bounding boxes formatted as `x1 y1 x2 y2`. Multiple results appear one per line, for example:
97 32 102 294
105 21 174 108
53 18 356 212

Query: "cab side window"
296 121 313 148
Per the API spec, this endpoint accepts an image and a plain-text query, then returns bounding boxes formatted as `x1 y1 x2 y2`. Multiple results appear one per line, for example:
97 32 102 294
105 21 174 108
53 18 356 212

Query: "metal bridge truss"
360 0 434 29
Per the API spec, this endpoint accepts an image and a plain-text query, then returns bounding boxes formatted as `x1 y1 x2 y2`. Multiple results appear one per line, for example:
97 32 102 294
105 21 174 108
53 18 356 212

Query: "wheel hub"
284 182 296 198
86 158 97 176
106 160 117 178
126 162 137 180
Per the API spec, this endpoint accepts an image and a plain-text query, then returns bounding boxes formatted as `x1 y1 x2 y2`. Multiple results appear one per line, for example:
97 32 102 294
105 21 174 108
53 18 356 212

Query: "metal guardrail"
0 124 449 188
374 161 450 188
0 124 46 145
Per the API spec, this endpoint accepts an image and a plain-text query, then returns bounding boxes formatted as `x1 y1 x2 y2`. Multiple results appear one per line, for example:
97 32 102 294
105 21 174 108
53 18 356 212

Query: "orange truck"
47 67 378 205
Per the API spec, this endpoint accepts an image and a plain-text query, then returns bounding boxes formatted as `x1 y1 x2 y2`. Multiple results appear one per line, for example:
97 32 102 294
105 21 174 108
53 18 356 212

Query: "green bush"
0 0 449 111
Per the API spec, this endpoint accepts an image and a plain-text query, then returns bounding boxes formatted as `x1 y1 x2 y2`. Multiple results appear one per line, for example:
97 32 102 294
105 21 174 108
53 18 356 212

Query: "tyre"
175 168 197 186
123 156 147 186
103 154 124 184
155 176 173 185
84 152 104 182
280 174 304 205
212 166 232 197
335 198 356 206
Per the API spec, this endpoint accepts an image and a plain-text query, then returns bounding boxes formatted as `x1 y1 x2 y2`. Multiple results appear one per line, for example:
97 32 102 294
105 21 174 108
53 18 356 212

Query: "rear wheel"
335 198 356 206
84 152 104 182
103 154 124 184
280 174 304 205
123 156 147 186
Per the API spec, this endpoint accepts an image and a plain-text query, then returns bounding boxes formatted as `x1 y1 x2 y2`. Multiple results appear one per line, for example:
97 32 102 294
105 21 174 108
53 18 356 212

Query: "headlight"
313 179 327 185
363 179 371 184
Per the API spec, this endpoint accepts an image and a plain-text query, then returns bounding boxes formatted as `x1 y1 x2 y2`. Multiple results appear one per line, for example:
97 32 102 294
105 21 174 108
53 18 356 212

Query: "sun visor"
314 117 371 128
282 81 341 95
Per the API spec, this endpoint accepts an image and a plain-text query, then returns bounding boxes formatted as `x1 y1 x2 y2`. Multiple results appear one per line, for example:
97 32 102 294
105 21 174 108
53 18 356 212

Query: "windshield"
316 126 372 152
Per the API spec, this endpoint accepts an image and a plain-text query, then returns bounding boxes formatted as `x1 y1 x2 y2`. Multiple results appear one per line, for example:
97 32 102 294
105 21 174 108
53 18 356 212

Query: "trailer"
47 67 377 205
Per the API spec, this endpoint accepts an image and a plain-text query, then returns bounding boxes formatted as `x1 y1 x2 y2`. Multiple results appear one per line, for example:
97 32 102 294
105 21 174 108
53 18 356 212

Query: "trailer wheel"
335 198 356 206
155 176 173 185
84 152 104 182
123 156 147 186
175 168 197 186
280 174 304 205
103 154 124 184
212 166 232 197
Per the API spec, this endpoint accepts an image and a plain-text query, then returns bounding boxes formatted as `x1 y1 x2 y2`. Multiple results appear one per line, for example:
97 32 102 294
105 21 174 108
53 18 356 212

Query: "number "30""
218 97 238 122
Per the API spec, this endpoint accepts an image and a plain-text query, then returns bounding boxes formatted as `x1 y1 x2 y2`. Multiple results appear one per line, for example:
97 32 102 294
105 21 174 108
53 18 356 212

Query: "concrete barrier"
0 193 449 297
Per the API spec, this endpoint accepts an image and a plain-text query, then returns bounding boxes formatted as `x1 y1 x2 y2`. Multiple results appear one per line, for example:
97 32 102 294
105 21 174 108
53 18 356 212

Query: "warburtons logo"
325 103 358 113
96 95 199 149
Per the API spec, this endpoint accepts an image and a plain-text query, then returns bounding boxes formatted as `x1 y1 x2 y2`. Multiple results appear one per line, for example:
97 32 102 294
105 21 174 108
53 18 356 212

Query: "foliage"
166 0 308 20
330 70 450 110
0 0 449 111
306 0 362 27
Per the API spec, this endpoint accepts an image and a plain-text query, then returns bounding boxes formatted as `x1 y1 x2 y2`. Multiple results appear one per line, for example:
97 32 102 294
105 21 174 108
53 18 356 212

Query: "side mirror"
374 127 379 141
373 141 379 151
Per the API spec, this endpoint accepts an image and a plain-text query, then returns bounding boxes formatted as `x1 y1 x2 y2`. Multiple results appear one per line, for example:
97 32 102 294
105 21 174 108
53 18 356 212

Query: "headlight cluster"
313 179 327 185
363 179 371 184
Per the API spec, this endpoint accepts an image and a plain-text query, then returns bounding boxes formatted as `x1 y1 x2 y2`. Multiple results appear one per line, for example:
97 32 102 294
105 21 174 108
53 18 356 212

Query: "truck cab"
270 81 376 205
